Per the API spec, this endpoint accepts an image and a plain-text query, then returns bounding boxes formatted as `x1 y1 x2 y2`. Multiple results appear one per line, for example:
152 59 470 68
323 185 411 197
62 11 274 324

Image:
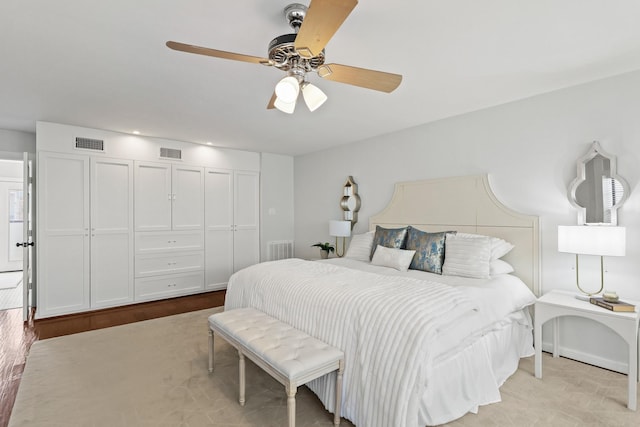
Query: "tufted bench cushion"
208 307 344 427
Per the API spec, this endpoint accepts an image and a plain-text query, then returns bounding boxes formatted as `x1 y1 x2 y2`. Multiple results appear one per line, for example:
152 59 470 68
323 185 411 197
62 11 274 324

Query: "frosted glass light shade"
275 76 300 103
558 225 626 256
329 220 351 237
274 97 296 114
302 83 327 112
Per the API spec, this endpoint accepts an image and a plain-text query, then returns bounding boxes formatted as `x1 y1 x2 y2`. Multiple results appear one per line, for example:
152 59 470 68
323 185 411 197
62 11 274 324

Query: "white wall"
0 129 35 156
260 153 294 261
36 122 260 171
294 69 640 373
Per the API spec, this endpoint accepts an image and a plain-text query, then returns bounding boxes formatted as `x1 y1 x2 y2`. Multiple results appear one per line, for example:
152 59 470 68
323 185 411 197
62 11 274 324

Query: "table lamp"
558 225 626 300
329 220 351 257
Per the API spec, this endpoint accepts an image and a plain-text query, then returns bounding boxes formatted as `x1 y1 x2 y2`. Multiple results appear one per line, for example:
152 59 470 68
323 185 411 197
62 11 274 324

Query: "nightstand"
534 289 639 410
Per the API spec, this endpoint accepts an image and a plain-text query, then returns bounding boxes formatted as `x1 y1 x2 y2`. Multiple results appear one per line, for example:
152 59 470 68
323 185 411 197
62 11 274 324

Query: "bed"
225 175 540 426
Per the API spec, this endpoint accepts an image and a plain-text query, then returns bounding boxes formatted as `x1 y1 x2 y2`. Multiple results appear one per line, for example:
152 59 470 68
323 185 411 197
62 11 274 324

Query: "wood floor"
0 291 225 427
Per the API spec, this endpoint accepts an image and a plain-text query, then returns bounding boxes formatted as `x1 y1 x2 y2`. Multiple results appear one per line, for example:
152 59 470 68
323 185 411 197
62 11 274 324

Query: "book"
589 297 636 312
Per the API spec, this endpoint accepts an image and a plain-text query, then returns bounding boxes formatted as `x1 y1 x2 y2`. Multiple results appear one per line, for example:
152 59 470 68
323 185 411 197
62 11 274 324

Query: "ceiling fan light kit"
301 82 327 112
274 97 297 114
275 76 301 103
166 0 402 114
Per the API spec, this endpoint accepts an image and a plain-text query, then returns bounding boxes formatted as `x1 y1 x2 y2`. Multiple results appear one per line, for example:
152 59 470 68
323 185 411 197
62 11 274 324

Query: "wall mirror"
340 176 361 228
568 141 629 225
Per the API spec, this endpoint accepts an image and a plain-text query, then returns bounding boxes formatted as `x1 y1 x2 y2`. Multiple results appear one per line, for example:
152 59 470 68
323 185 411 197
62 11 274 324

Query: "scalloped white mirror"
568 141 629 225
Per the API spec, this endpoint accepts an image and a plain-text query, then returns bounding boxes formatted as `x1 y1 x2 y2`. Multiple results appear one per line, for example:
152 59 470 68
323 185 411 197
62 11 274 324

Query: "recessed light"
206 142 213 146
132 130 140 135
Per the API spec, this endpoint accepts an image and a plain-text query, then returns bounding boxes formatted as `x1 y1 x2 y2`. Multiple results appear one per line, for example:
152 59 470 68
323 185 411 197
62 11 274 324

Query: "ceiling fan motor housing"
268 33 325 72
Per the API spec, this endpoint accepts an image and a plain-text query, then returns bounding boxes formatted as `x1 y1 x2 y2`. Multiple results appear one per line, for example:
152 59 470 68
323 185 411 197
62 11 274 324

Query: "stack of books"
589 297 636 312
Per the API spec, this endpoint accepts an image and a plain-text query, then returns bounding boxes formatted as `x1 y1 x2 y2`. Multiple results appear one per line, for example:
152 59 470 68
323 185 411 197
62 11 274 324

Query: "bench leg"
286 384 297 427
208 329 214 373
334 360 344 426
238 350 246 406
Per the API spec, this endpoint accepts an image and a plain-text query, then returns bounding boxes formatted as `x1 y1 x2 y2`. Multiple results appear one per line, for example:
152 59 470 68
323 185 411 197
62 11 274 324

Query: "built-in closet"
204 168 259 290
35 122 261 319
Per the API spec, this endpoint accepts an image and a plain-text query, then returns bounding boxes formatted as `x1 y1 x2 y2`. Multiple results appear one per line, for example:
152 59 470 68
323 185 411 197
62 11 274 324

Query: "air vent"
160 147 182 160
75 137 104 151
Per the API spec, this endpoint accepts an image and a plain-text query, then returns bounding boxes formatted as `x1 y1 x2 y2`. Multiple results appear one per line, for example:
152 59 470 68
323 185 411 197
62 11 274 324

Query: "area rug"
9 308 640 426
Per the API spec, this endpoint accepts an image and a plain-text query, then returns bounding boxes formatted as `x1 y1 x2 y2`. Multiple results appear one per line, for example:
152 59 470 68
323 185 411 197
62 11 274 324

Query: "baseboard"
541 341 628 374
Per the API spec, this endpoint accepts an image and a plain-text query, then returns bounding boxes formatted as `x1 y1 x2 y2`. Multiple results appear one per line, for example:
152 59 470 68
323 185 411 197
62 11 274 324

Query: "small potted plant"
311 242 335 259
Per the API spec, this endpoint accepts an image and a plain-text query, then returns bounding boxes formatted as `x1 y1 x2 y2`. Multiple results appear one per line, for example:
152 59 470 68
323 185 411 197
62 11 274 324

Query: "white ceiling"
2 1 640 156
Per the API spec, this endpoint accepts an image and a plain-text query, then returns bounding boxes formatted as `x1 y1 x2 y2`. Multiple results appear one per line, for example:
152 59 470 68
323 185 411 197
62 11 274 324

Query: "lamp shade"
558 225 626 256
301 82 327 112
275 76 300 103
329 220 351 237
274 97 296 114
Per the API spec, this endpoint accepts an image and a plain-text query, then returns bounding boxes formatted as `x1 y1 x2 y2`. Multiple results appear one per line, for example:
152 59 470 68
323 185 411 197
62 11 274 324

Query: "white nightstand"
534 289 640 410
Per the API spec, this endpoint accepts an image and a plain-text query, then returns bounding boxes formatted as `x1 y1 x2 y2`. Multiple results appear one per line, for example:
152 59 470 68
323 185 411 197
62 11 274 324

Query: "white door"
37 152 90 318
172 165 204 230
90 158 134 308
233 171 260 272
0 181 24 272
134 161 172 231
204 168 233 290
22 153 33 321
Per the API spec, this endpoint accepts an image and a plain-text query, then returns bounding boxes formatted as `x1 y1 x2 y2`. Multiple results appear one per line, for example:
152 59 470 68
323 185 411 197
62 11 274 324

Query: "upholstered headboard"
369 175 540 295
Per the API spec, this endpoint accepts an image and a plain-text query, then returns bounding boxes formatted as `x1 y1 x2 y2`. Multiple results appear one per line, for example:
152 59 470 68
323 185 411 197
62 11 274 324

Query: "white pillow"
442 233 491 279
370 245 416 272
490 259 514 276
345 231 375 261
456 232 514 260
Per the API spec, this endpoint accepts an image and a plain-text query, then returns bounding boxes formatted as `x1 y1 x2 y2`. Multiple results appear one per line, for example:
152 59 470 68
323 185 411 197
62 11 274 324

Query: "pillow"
404 227 453 274
370 225 409 259
370 245 416 272
344 231 375 261
442 233 491 279
456 232 514 260
490 259 515 276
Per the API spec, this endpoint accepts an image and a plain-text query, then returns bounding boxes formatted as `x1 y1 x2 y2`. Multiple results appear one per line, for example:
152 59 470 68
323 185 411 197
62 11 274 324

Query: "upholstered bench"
208 307 344 427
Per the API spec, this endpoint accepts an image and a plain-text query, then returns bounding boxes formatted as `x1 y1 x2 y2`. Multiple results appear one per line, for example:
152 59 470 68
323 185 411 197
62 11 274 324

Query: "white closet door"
172 165 204 230
37 152 90 317
134 161 172 231
204 169 233 290
90 158 134 308
233 171 259 272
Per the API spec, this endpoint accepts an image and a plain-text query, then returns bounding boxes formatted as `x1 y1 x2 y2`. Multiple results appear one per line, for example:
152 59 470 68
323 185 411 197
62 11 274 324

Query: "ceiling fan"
166 0 402 114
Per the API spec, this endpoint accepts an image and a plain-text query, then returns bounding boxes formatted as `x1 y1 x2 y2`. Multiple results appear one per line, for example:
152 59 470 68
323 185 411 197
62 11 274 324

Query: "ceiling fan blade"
166 41 273 66
294 0 358 59
318 63 402 93
267 92 277 109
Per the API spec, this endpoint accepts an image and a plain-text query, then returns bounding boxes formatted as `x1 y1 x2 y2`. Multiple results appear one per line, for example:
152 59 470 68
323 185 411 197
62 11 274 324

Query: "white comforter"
225 258 490 427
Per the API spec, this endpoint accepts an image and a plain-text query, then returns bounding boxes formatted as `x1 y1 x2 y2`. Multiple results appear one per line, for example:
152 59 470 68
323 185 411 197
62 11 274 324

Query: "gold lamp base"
573 254 604 300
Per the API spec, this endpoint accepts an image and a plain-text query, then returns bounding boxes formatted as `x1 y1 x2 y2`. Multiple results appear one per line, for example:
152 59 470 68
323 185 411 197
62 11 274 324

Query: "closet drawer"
134 271 204 302
135 231 203 254
135 251 204 278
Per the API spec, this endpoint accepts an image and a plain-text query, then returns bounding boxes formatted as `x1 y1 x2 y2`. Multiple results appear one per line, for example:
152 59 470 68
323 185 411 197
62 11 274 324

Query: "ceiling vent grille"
75 137 104 151
160 147 182 160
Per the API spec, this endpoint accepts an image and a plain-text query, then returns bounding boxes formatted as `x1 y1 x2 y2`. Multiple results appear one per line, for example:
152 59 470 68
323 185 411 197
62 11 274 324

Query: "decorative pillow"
490 259 515 276
370 225 409 259
456 232 514 260
404 227 454 274
345 231 375 262
370 245 416 272
442 233 492 279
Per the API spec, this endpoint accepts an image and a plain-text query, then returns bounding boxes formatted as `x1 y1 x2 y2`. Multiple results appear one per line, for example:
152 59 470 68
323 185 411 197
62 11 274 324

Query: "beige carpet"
9 308 640 427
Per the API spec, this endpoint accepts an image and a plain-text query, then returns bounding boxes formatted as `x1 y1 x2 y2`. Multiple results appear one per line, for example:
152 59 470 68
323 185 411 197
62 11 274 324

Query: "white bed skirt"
419 310 534 426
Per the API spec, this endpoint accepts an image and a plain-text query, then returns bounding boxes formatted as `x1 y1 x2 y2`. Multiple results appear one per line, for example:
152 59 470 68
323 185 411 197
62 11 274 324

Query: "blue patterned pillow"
370 226 408 259
405 227 455 274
